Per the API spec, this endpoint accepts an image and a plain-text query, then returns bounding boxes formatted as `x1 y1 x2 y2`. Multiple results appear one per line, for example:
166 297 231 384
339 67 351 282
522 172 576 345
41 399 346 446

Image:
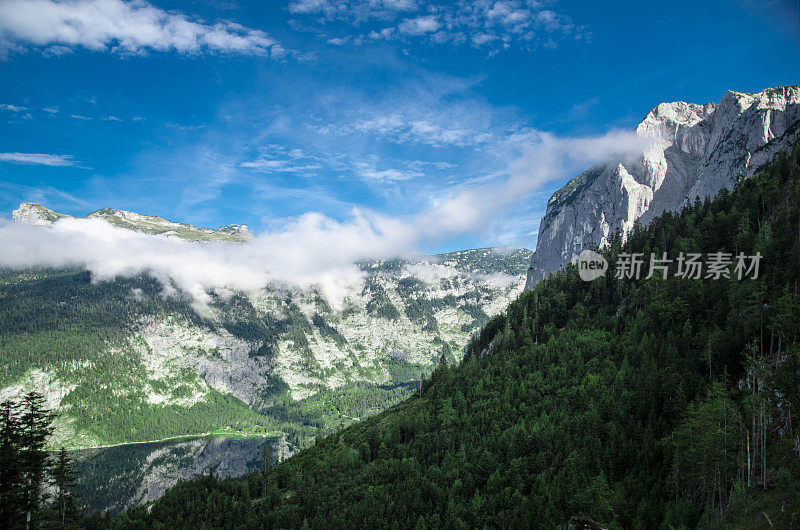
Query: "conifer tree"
19 392 55 530
48 447 80 530
0 399 24 527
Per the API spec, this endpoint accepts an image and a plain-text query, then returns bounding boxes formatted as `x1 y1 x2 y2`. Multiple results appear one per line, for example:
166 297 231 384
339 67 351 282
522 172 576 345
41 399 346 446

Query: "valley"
0 214 530 448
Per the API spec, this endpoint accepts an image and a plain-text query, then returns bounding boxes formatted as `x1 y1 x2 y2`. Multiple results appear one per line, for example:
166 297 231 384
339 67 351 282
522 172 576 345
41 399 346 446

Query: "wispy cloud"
0 180 89 212
0 103 27 112
240 146 423 184
0 152 81 167
311 76 515 149
353 161 422 183
0 0 286 58
239 145 321 174
415 129 651 239
289 0 416 22
291 0 587 51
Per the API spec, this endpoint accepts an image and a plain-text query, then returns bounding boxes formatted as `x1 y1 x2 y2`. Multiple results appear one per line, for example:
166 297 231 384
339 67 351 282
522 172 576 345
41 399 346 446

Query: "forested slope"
102 144 800 528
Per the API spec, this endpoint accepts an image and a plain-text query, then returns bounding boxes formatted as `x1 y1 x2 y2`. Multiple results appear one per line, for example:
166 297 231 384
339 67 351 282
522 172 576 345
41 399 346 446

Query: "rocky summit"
527 85 800 287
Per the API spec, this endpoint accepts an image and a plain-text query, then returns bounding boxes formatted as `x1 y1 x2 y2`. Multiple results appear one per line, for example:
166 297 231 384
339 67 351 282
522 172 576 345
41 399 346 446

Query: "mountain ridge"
527 84 800 287
12 202 253 242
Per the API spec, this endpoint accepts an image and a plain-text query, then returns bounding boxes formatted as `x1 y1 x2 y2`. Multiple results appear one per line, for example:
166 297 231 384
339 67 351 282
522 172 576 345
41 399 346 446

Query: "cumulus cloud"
397 15 440 35
0 0 285 57
0 128 653 310
0 152 80 166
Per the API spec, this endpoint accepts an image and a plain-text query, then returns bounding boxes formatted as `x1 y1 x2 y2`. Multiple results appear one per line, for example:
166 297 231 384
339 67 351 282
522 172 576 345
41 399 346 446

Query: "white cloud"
0 0 285 57
0 152 80 166
1 103 27 111
0 209 417 311
355 165 421 183
327 105 499 148
416 129 651 238
289 0 416 21
240 158 320 173
240 145 322 174
397 15 440 35
42 106 59 113
292 0 586 51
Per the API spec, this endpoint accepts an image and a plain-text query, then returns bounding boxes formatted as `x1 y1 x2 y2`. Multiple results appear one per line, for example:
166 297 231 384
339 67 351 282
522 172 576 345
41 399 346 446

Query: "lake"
71 435 290 514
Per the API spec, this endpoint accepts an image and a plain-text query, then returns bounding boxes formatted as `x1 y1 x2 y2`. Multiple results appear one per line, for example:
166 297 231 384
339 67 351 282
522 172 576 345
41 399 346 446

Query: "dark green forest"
91 143 800 528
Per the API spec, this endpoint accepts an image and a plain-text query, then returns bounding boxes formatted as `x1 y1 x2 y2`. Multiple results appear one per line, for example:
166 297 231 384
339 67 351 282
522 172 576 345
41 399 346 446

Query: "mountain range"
12 202 253 242
2 205 530 448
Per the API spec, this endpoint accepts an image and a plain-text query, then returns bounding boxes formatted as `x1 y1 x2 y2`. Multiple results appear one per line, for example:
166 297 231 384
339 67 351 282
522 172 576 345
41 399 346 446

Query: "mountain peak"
12 202 73 226
526 85 800 287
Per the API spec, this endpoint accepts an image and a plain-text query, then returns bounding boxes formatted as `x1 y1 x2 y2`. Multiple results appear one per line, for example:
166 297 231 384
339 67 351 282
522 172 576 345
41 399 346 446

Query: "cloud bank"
0 0 285 57
0 128 651 310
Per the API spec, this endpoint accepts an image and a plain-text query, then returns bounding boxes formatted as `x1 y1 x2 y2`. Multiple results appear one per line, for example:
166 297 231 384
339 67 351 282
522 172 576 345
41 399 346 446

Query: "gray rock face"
526 85 800 288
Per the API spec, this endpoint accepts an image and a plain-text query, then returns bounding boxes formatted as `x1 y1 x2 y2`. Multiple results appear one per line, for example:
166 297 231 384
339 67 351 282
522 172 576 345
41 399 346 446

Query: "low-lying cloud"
0 128 652 311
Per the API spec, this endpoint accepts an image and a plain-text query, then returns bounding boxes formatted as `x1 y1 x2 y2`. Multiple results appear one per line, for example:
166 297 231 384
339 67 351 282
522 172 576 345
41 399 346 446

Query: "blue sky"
0 0 798 254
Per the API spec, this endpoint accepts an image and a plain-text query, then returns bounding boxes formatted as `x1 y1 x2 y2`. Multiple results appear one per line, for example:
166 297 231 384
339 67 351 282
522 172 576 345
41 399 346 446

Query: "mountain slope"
527 85 800 287
1 206 530 448
111 144 800 528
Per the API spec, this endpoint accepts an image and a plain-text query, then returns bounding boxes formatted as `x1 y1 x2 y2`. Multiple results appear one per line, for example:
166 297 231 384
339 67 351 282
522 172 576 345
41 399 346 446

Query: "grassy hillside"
101 144 800 528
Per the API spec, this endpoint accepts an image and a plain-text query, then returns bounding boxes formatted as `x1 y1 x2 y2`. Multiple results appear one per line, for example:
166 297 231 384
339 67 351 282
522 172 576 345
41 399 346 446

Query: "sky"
0 0 798 256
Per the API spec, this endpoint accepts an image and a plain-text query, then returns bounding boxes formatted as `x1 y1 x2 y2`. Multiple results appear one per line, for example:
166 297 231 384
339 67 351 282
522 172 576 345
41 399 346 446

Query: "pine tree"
19 392 55 530
47 447 80 530
0 399 24 527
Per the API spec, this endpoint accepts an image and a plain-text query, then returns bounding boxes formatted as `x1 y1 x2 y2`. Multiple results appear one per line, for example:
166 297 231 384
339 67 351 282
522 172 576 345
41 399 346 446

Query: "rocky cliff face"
526 85 800 287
